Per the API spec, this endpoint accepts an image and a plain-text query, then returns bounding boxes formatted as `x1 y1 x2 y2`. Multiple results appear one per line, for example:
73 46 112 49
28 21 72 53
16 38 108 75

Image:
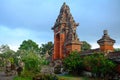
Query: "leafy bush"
22 54 40 73
17 50 50 77
63 51 84 75
83 53 116 77
63 51 116 77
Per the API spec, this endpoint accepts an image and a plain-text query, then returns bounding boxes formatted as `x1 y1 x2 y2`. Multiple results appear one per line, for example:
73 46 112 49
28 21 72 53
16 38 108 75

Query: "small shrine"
97 30 115 53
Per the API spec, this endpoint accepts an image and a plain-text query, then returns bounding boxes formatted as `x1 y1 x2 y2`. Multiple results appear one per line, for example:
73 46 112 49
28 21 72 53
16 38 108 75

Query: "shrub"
83 53 116 77
63 51 84 75
22 52 41 73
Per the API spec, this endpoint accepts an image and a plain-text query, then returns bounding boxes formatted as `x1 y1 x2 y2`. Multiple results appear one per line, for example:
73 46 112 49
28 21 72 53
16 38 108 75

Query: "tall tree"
0 44 15 58
18 39 40 54
15 40 40 67
40 41 53 55
0 45 11 53
0 45 15 66
81 41 91 51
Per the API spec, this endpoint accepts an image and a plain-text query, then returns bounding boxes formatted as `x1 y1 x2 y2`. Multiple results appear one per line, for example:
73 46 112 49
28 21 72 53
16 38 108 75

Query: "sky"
0 0 120 51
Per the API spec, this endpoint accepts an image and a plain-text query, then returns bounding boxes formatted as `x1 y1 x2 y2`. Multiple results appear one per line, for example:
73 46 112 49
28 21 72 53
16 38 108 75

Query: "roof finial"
63 2 66 5
104 30 108 35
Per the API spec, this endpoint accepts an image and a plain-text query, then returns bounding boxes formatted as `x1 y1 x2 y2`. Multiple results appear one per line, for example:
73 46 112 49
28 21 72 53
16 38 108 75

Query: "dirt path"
0 71 15 80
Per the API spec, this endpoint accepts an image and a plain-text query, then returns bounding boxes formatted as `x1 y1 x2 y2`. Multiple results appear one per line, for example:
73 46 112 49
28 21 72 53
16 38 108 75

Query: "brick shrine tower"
97 30 115 53
52 3 82 60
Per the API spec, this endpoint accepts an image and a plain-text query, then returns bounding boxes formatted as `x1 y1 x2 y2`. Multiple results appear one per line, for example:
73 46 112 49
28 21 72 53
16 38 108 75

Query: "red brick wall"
100 45 114 52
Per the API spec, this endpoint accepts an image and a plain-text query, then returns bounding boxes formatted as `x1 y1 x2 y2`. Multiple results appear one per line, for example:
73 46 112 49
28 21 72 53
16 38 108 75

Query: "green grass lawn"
13 76 32 80
59 76 84 80
13 75 90 80
58 74 89 80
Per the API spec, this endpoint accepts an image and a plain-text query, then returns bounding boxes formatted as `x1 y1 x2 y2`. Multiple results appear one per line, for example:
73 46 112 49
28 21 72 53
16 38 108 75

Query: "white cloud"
90 42 99 49
114 44 120 48
9 44 19 51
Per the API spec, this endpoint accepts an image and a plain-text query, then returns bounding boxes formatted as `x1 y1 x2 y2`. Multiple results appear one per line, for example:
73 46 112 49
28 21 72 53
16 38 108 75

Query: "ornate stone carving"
52 3 82 60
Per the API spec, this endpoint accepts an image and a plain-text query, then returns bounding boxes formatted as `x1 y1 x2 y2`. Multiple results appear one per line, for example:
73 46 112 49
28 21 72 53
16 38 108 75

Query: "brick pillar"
53 34 60 60
53 35 57 59
60 33 65 59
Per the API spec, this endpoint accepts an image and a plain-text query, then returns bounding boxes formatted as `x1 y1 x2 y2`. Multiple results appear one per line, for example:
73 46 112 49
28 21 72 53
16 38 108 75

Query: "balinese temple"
51 2 120 62
97 30 115 53
52 3 82 60
51 2 120 74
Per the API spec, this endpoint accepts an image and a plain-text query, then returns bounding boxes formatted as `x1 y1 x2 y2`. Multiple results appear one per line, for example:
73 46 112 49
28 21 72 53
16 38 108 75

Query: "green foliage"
0 45 11 53
18 39 40 54
0 45 15 66
0 57 4 67
39 55 50 65
22 52 40 72
83 53 116 76
16 50 50 77
14 40 50 76
40 41 53 55
0 45 15 59
114 48 120 52
63 51 116 76
63 51 84 74
81 41 91 51
8 57 14 64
